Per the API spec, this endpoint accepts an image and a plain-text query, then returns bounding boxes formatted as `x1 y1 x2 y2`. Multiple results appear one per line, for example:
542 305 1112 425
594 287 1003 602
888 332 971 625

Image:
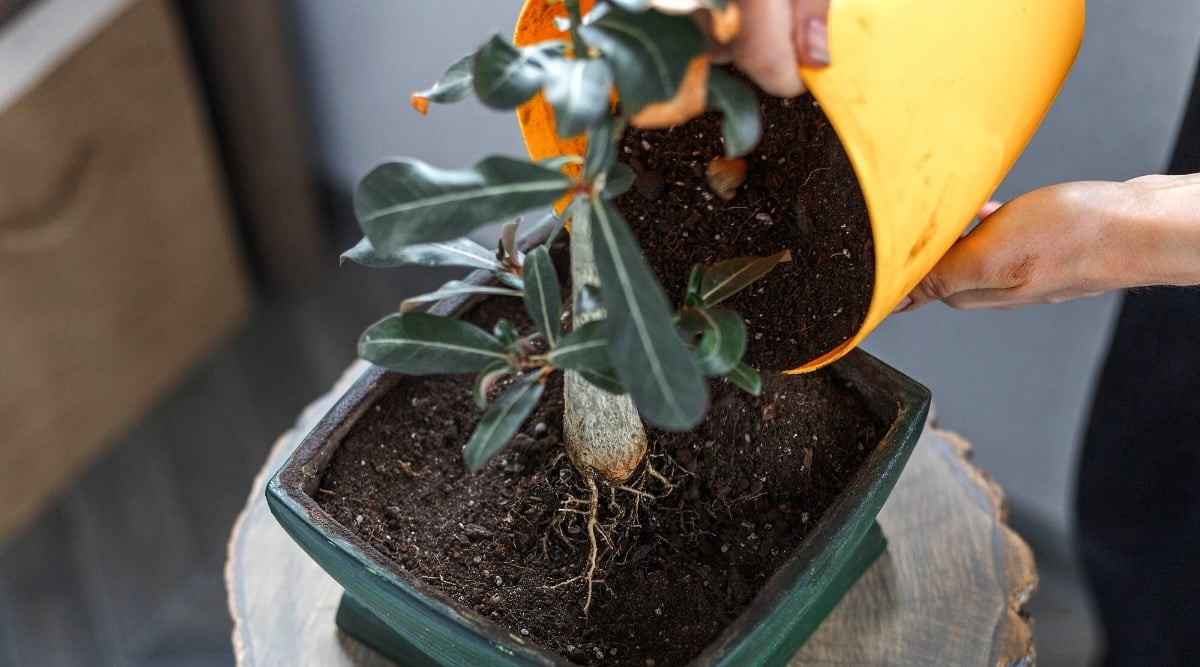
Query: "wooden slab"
227 364 1035 666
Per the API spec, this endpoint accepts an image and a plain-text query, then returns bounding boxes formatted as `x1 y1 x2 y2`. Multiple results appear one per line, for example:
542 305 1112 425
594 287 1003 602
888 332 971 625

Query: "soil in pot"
620 75 873 369
317 81 883 666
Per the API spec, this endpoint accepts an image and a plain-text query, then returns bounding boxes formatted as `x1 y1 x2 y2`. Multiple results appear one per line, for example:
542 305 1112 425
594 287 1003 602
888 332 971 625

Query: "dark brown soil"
619 82 873 369
317 78 881 665
319 300 888 667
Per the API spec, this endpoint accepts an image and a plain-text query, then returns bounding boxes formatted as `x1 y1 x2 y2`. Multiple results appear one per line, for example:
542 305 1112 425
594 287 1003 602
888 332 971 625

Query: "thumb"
901 237 991 311
897 201 1007 311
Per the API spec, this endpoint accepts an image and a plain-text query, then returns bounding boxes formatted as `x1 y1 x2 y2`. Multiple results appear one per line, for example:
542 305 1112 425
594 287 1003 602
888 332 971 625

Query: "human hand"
900 174 1200 311
704 0 831 97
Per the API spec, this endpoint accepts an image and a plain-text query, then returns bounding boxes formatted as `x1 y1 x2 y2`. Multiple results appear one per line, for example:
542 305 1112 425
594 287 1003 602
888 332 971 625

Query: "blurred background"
0 1 1196 665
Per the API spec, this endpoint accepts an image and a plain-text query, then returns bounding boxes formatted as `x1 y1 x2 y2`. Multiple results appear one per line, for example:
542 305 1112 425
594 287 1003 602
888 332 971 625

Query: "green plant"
345 0 782 491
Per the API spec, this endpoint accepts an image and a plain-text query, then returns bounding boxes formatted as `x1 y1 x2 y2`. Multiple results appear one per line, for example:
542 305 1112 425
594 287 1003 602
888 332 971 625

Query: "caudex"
344 0 790 609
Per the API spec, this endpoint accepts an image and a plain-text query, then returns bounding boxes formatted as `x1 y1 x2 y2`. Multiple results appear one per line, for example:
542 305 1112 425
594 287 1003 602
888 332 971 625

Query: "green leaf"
492 319 518 347
359 313 509 375
473 359 511 407
463 374 546 472
355 156 572 253
707 67 763 158
605 0 648 10
340 236 504 272
578 7 705 116
583 117 622 181
726 362 762 396
697 250 792 306
684 307 746 376
472 35 546 110
607 0 729 10
603 163 636 199
413 53 475 107
543 57 614 138
550 322 625 394
400 281 523 313
522 247 562 346
589 197 707 429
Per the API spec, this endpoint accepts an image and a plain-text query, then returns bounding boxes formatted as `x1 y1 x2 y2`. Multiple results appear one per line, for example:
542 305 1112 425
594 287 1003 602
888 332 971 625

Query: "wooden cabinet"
0 0 251 542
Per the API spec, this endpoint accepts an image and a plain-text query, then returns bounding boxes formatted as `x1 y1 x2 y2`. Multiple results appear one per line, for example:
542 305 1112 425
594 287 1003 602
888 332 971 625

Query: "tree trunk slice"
789 426 1037 667
226 364 1036 666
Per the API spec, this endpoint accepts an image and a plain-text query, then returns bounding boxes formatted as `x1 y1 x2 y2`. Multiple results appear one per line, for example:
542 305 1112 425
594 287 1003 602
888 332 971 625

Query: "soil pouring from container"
516 0 1085 371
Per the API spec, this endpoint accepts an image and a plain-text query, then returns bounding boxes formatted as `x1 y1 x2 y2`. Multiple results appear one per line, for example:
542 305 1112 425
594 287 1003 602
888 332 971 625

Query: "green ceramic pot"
266 331 929 665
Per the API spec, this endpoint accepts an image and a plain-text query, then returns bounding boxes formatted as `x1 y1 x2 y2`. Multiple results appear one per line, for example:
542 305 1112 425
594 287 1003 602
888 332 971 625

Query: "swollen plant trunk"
564 204 647 484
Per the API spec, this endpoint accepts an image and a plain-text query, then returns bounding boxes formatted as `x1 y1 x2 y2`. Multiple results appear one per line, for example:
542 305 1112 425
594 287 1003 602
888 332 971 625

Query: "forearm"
1111 173 1200 288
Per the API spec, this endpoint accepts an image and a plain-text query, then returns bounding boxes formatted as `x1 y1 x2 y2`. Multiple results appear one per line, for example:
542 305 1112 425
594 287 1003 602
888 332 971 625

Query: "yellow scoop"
515 0 1085 372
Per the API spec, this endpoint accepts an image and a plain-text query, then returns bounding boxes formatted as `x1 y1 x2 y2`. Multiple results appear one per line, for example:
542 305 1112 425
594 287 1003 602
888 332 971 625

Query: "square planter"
267 347 929 666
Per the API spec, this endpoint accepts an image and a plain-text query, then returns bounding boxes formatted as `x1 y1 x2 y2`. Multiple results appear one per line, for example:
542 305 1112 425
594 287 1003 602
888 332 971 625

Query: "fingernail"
806 18 831 66
893 297 913 313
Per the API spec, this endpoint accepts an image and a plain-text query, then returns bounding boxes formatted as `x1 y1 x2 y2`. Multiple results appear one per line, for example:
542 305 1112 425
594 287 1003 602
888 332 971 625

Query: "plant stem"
563 0 588 58
563 198 647 484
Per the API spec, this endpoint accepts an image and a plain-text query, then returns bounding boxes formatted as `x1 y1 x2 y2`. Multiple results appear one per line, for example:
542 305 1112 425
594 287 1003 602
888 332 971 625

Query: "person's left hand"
703 0 832 97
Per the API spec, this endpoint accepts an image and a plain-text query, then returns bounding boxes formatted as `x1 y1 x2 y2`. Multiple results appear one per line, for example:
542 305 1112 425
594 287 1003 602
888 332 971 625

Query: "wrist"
1123 175 1200 287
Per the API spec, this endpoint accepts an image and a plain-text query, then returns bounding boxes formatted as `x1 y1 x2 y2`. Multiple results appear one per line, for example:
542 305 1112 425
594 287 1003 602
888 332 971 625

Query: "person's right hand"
705 0 832 97
899 174 1200 311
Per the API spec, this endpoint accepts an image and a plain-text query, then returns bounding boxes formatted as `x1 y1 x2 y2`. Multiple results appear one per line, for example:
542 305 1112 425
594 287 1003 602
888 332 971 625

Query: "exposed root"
537 454 693 615
545 475 605 615
644 459 677 491
394 458 419 477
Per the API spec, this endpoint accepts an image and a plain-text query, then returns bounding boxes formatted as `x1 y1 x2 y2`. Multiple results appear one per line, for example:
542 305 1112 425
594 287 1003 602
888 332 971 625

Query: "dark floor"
0 262 1099 666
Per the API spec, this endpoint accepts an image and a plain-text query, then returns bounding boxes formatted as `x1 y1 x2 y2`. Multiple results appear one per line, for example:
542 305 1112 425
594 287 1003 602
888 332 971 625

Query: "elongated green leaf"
726 362 762 396
607 0 730 10
548 321 607 369
606 0 648 9
473 35 546 109
691 307 747 375
707 67 762 157
698 250 792 306
463 375 546 472
413 53 475 108
522 247 562 346
400 281 523 313
340 236 504 272
492 319 518 347
543 56 614 138
583 117 622 181
578 8 705 116
589 197 706 429
355 156 572 253
550 321 624 394
359 313 509 375
603 163 636 199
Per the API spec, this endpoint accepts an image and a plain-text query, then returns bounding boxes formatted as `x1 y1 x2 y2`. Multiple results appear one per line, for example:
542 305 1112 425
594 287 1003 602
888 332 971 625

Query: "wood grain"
228 369 1036 666
789 428 1037 667
0 0 251 544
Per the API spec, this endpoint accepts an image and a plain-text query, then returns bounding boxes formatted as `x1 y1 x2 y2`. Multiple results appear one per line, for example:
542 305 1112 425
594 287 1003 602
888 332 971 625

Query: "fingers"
792 0 832 68
978 200 1003 220
732 0 806 97
903 226 1027 311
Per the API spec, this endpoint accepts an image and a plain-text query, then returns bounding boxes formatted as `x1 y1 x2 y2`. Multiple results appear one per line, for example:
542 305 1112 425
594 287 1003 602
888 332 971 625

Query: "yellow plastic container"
515 0 1085 371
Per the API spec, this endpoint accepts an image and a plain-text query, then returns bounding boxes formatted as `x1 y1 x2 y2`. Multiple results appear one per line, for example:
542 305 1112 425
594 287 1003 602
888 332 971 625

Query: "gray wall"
291 1 1200 538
